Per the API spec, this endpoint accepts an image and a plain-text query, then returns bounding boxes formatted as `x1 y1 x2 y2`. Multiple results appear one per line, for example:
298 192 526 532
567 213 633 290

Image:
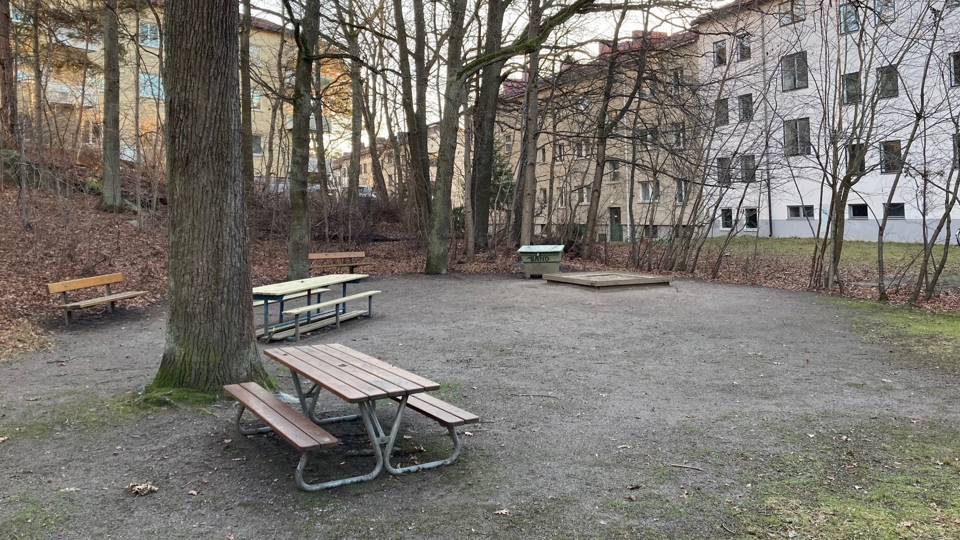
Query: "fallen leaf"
0 436 8 443
464 431 474 436
807 433 815 438
222 439 232 444
626 484 642 490
188 490 198 496
494 509 510 515
126 482 158 496
899 521 914 528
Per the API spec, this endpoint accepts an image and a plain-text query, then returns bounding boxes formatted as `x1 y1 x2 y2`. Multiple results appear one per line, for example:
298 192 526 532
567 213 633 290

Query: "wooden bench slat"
47 273 125 294
325 344 441 391
61 290 147 310
409 394 480 425
224 382 338 451
281 291 380 316
312 262 373 270
309 251 365 260
393 394 480 427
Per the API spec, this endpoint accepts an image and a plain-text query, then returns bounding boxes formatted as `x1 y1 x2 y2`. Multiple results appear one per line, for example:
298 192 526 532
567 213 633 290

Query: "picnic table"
252 273 367 340
232 343 478 490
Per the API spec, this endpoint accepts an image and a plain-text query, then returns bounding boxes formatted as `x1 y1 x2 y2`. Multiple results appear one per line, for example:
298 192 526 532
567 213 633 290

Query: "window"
504 134 513 154
779 0 805 25
875 0 895 24
842 71 861 105
839 3 859 34
849 204 869 219
139 22 160 48
847 143 867 174
783 118 811 156
643 225 660 239
950 52 960 87
640 181 660 202
609 160 620 182
539 147 546 163
738 94 753 122
788 205 815 218
577 187 591 205
139 73 163 99
715 98 729 126
670 124 685 148
713 41 727 67
736 34 751 61
575 142 585 158
556 187 567 208
880 140 902 173
670 69 683 95
81 120 101 145
252 134 263 156
675 179 689 204
740 154 757 183
877 65 899 98
557 144 564 161
250 88 262 111
954 134 960 167
782 52 808 91
744 207 758 229
538 188 547 205
884 202 905 219
720 208 734 229
717 157 733 185
637 127 658 146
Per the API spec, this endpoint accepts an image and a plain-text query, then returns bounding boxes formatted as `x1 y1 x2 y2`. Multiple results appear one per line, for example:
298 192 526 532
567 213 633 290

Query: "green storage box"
518 245 564 279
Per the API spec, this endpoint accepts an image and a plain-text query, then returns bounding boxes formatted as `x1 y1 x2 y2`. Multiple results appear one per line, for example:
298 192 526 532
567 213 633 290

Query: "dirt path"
1 274 956 539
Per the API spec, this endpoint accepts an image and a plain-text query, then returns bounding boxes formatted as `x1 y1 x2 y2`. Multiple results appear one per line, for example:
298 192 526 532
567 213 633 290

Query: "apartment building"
694 0 960 242
11 2 330 193
496 1 959 244
498 30 701 241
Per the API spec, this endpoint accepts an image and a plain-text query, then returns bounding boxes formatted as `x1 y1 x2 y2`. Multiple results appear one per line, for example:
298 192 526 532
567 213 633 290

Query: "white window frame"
139 22 160 49
139 73 163 99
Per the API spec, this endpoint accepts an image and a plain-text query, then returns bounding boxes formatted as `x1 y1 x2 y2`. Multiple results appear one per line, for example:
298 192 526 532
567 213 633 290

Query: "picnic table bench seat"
309 251 370 274
390 393 480 471
47 273 147 325
224 382 341 490
252 290 310 309
281 290 381 340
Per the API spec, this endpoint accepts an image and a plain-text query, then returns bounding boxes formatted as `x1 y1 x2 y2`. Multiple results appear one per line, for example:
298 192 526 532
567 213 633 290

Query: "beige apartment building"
12 2 330 194
497 30 702 242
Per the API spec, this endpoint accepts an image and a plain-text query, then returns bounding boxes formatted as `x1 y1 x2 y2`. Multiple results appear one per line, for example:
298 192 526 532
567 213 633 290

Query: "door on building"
609 207 623 242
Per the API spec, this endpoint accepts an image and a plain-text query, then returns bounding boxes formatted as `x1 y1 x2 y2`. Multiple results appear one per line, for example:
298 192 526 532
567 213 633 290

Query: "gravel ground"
1 273 955 539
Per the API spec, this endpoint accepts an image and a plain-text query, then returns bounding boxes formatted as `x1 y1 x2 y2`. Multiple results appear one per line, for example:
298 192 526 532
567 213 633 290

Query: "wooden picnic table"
265 343 439 489
252 273 368 340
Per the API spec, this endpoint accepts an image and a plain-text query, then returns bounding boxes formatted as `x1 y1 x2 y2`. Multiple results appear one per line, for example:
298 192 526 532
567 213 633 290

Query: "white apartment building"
694 0 960 242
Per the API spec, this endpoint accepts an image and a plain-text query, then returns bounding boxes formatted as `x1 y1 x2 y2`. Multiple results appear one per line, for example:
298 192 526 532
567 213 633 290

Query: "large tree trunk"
286 0 320 279
518 1 540 247
0 0 18 149
470 0 507 251
423 0 467 274
101 0 122 211
155 0 267 392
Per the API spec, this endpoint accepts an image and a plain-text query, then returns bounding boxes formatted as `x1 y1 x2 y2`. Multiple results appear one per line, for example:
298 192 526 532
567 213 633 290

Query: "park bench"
309 251 370 274
282 290 381 340
389 393 480 471
47 273 147 325
223 382 339 491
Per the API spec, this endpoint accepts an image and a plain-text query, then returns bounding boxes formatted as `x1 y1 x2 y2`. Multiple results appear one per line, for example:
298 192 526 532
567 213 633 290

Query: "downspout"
759 4 774 237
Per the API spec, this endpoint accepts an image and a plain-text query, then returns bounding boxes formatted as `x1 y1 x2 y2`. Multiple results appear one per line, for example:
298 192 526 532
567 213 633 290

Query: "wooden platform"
543 271 671 290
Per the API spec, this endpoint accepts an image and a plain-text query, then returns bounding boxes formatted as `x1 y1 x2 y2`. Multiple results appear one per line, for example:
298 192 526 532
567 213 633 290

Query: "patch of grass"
703 236 960 271
432 381 462 402
0 492 70 540
733 419 960 539
121 386 219 409
830 298 960 371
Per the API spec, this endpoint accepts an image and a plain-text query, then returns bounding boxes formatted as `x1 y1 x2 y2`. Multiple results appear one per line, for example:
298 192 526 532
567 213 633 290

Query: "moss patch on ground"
828 297 960 373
